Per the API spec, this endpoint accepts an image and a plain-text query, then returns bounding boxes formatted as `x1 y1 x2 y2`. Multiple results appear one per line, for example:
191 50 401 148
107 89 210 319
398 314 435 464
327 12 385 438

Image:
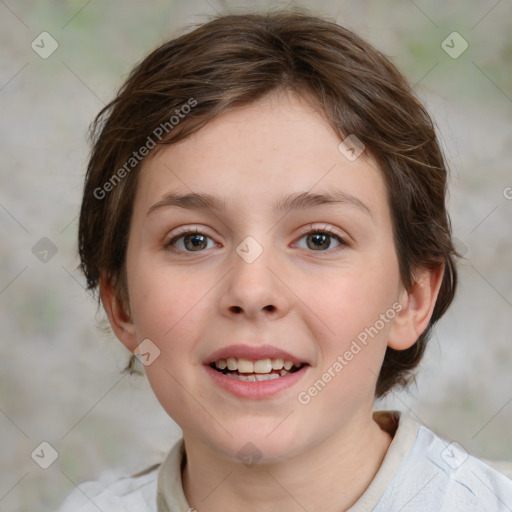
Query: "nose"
217 239 291 321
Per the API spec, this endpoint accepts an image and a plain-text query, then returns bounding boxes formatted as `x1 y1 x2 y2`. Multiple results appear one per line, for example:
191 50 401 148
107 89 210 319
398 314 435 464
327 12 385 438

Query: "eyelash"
165 225 348 255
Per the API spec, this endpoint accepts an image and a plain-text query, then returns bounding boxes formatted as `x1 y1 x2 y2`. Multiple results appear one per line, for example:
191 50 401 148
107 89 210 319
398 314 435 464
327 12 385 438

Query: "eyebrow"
146 188 373 219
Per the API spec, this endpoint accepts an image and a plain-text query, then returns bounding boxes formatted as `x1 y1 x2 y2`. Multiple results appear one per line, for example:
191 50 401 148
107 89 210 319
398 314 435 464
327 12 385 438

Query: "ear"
388 264 445 350
99 274 138 353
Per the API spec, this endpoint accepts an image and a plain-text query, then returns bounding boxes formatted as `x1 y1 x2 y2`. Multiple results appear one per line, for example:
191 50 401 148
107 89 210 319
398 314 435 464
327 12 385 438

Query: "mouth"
209 357 305 382
203 344 310 398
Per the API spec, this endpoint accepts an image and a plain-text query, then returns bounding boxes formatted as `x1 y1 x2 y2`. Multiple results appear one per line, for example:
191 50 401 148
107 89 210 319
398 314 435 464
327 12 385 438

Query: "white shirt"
56 410 512 511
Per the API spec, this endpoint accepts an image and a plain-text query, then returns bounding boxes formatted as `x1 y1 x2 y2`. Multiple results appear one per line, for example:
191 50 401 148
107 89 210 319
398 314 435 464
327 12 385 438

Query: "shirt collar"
156 410 420 511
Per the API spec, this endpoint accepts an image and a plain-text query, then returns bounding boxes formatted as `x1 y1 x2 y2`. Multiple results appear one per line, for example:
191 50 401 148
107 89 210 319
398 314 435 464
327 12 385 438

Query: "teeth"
271 358 284 370
227 373 281 382
214 357 300 373
237 358 254 373
253 359 272 373
216 359 227 370
254 373 279 381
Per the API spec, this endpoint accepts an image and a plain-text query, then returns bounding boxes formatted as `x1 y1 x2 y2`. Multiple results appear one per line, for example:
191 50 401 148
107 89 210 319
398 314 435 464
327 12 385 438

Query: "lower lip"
204 364 308 399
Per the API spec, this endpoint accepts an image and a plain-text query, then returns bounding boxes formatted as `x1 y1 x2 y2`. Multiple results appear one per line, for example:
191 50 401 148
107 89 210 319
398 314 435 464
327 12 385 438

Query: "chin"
198 420 310 466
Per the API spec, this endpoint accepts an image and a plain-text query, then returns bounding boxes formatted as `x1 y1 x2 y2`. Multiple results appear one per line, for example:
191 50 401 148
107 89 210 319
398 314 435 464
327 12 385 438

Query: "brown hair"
78 8 458 398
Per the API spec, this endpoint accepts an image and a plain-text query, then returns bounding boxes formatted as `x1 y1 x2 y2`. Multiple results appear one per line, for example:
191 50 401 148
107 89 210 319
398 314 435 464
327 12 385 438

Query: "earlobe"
99 274 138 352
387 264 445 351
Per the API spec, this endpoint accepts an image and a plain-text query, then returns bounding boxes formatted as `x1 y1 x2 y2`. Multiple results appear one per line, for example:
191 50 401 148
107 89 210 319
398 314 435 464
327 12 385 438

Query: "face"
119 91 405 463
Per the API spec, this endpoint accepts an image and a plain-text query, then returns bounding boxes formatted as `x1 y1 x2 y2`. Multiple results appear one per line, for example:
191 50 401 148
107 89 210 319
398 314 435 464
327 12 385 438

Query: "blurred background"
0 0 511 510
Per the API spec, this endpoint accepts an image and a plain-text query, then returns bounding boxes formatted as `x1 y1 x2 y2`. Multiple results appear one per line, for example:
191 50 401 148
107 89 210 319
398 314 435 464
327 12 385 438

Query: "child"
59 8 512 511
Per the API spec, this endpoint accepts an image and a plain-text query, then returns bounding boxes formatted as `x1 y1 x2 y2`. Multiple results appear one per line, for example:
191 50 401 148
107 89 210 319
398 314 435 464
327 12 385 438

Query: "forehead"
134 91 388 223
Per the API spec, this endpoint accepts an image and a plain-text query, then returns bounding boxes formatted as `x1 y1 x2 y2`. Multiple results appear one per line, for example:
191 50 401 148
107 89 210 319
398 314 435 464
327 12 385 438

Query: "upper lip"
204 344 308 365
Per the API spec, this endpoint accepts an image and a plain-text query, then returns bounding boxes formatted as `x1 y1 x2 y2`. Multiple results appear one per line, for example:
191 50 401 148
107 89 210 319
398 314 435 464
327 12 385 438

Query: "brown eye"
296 229 346 252
306 232 331 250
167 231 214 252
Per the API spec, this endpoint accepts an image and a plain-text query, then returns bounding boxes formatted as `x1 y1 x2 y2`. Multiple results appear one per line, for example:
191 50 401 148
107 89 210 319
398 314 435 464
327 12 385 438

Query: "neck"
181 411 393 512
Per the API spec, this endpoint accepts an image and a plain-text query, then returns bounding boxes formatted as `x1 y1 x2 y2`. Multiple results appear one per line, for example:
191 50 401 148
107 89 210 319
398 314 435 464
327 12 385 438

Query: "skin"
101 89 444 511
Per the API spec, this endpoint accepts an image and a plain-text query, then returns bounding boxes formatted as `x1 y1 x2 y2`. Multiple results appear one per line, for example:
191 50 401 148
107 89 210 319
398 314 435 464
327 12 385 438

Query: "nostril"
231 306 243 313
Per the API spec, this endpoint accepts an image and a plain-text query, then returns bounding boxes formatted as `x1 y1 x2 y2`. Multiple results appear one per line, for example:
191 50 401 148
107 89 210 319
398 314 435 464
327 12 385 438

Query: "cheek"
309 265 398 333
142 361 201 436
127 262 215 384
298 273 398 410
297 255 400 386
128 265 207 421
128 261 196 335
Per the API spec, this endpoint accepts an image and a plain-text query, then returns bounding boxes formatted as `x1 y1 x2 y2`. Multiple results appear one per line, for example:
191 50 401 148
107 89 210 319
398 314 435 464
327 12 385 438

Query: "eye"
295 226 347 252
166 229 216 253
165 225 348 254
